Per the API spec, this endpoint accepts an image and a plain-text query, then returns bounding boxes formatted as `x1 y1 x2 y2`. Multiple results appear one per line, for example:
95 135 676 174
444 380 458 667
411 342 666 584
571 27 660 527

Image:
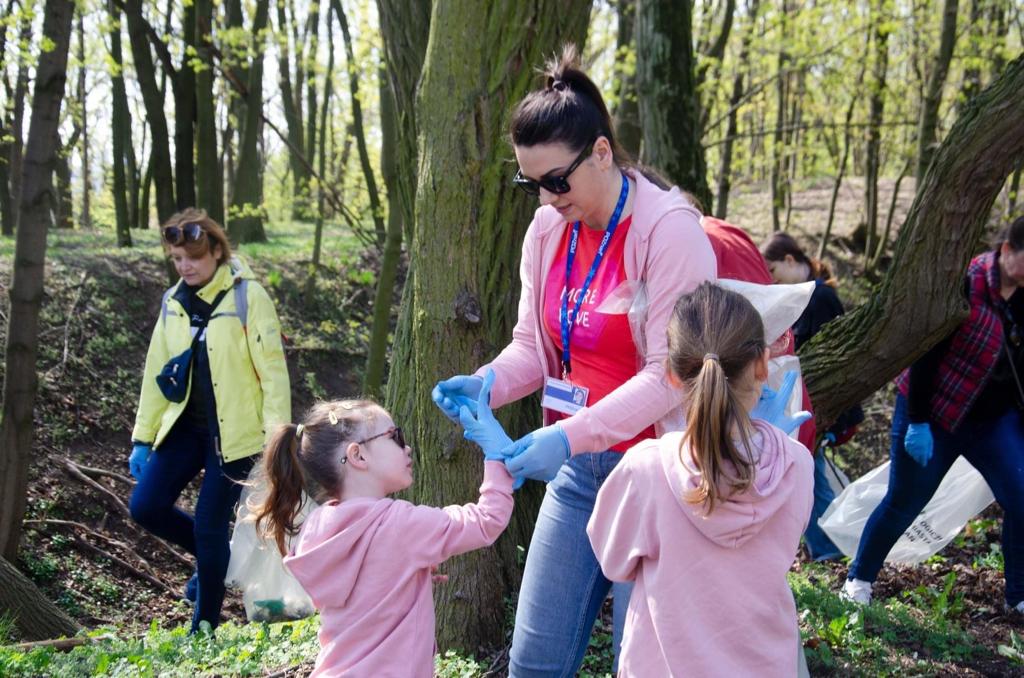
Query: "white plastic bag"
819 456 995 564
716 278 815 346
225 481 316 622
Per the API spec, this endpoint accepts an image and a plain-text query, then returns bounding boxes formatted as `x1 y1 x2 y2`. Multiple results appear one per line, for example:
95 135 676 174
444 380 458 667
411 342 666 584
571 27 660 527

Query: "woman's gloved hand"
458 370 512 461
751 370 812 435
503 425 570 482
129 443 152 479
432 374 484 422
904 422 934 467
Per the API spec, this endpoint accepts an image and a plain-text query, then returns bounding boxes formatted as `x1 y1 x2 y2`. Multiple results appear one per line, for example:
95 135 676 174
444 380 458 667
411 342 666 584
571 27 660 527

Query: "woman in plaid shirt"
842 215 1024 612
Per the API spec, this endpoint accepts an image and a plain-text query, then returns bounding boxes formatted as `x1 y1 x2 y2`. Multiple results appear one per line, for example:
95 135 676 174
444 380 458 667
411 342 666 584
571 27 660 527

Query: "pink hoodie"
587 421 813 677
283 463 514 677
477 171 716 453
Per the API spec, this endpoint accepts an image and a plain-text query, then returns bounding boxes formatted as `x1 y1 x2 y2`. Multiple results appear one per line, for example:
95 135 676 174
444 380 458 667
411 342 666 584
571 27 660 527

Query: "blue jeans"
129 421 254 632
850 395 1024 605
804 452 842 561
509 451 634 677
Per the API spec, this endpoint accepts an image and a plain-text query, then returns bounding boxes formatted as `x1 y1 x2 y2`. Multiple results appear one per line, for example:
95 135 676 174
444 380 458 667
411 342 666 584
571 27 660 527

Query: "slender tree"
275 0 307 218
863 0 890 261
5 11 32 236
75 10 90 229
194 0 222 223
611 0 641 158
916 0 959 183
109 0 133 245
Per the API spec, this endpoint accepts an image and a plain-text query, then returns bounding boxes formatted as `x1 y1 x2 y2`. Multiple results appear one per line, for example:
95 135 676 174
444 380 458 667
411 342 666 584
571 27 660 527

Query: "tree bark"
109 0 133 245
915 0 959 183
863 2 890 261
75 11 90 229
611 0 641 158
0 557 79 641
770 0 789 232
635 0 712 209
275 0 307 219
5 13 32 236
174 1 196 210
228 0 270 243
194 0 222 223
801 54 1024 429
386 0 591 651
0 0 75 562
306 0 335 284
0 0 13 235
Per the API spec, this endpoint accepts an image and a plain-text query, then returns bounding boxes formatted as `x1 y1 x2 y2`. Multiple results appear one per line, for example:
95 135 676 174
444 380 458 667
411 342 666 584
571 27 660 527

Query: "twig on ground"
69 461 134 487
23 518 160 578
69 534 178 596
3 635 116 652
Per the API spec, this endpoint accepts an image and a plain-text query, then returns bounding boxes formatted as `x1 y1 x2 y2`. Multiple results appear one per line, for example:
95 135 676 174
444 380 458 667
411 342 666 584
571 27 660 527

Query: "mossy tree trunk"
801 53 1024 429
0 0 75 562
385 0 591 652
0 557 79 641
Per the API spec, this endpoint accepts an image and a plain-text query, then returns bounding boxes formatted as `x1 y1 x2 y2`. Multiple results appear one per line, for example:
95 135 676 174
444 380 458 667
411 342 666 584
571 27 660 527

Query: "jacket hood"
169 256 256 302
283 498 393 609
660 420 799 548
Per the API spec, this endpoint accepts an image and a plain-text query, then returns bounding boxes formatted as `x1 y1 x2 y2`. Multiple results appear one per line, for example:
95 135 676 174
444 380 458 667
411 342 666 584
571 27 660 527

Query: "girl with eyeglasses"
129 208 291 633
432 45 716 675
843 215 1024 612
251 371 515 677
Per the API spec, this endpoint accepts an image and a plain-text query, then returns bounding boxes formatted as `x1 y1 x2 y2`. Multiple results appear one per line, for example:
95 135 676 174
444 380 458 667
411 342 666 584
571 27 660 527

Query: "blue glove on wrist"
750 370 812 435
458 370 513 461
904 422 934 467
129 443 152 480
432 374 484 423
503 424 570 482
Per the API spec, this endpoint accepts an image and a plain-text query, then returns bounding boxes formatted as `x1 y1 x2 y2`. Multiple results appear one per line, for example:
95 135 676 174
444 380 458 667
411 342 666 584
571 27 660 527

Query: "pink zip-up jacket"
283 463 514 677
587 422 814 677
477 171 717 453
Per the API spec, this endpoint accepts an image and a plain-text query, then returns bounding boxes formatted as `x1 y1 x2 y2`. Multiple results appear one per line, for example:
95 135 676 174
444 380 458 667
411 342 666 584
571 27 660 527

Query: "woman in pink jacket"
432 45 716 675
251 372 514 677
588 282 814 676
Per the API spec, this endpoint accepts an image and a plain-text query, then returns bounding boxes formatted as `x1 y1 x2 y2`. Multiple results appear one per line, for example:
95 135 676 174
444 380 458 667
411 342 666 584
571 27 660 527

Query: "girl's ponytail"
253 423 307 555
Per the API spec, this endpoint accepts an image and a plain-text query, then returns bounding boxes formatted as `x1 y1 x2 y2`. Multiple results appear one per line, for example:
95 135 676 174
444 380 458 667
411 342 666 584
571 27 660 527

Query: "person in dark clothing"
762 232 863 561
842 216 1024 608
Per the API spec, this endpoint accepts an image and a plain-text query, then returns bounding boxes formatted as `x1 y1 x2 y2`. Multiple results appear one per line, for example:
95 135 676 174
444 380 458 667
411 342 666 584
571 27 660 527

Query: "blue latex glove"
129 443 152 480
503 425 570 482
904 422 934 467
432 374 484 422
750 370 812 435
458 370 513 461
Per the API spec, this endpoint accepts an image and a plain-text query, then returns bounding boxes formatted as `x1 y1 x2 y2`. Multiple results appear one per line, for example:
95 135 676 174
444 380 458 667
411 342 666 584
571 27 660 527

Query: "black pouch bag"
156 286 232 403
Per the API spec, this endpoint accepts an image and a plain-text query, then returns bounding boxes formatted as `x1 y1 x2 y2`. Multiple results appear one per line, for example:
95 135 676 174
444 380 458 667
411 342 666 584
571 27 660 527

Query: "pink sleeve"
475 216 548 407
560 208 717 453
402 462 515 568
587 455 650 582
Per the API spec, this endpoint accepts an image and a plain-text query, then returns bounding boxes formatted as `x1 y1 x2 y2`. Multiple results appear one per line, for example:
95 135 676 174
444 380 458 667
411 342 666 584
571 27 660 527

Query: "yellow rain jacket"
132 257 291 462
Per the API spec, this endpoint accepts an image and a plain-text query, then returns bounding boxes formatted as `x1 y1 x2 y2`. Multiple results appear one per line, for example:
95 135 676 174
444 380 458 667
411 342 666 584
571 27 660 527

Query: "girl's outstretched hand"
458 369 513 462
432 374 483 422
751 370 812 435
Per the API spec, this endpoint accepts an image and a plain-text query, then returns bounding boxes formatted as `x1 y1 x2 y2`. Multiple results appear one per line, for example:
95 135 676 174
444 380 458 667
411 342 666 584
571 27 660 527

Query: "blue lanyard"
560 173 629 377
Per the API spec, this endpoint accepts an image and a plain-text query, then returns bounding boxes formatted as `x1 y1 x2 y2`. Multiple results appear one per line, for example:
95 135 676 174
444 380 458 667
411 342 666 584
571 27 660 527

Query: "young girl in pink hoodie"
251 372 514 677
588 282 814 677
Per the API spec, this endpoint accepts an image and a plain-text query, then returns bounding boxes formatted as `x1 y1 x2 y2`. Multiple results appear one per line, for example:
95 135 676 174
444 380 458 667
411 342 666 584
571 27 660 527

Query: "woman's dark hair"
761 231 835 285
509 44 671 190
251 399 380 555
999 216 1024 251
668 282 766 514
161 207 233 265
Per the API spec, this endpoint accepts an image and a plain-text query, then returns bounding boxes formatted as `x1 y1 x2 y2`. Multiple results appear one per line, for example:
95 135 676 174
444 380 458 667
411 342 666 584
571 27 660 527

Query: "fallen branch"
4 634 115 652
69 461 134 487
23 518 160 579
70 534 177 596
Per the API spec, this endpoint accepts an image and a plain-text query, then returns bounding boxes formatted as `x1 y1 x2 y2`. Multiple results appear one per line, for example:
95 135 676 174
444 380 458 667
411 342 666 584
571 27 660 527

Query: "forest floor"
2 178 1023 677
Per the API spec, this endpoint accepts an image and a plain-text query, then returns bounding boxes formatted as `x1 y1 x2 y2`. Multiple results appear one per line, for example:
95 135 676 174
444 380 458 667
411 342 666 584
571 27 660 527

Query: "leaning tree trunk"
915 0 959 183
801 53 1024 429
0 0 75 562
635 0 712 209
228 0 270 243
385 0 591 652
0 557 79 641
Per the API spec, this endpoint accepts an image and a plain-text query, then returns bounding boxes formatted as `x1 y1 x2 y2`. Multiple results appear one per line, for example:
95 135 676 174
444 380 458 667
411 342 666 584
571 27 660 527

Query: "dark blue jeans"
129 421 254 632
850 395 1024 605
804 452 843 561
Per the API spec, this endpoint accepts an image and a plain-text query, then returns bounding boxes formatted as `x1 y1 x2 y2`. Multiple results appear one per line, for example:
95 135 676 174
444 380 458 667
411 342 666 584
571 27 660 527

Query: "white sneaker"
840 578 873 605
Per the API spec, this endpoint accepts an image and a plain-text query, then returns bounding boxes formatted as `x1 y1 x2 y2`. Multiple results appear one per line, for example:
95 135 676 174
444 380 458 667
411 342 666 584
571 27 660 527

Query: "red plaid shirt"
896 251 1004 432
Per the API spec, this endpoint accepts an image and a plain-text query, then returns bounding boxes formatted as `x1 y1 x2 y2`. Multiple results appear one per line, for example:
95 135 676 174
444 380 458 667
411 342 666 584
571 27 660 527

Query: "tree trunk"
801 53 1024 429
714 0 759 219
333 0 386 249
915 0 959 183
0 0 75 562
303 2 320 177
5 13 32 236
863 3 889 261
75 11 90 229
194 0 222 223
109 0 132 245
1006 160 1021 217
307 0 336 286
770 0 788 232
635 0 711 209
871 155 912 268
275 0 307 219
0 557 79 641
386 0 591 651
228 0 270 243
0 0 13 235
611 0 641 158
53 143 73 229
174 2 196 210
123 0 176 222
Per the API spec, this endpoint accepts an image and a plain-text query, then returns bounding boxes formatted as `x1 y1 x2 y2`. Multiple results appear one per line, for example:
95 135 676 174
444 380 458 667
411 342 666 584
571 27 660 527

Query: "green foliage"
435 650 484 677
0 617 320 677
902 571 966 621
998 631 1024 665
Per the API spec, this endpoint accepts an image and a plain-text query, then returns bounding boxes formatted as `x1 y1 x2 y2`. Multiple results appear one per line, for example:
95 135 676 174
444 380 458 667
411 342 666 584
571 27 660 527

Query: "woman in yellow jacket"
129 208 291 633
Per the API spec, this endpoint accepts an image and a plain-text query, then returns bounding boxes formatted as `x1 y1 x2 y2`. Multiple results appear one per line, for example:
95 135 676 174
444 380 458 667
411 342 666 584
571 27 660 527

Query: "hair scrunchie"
703 353 719 363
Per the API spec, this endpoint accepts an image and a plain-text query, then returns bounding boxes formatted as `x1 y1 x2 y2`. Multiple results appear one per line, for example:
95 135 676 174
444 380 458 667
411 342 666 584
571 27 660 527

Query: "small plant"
903 571 965 621
999 630 1024 664
973 543 1004 571
435 649 484 677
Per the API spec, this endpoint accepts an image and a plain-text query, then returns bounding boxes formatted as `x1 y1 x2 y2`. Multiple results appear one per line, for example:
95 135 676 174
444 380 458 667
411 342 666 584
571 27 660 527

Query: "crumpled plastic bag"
716 278 816 346
225 478 316 622
819 456 995 564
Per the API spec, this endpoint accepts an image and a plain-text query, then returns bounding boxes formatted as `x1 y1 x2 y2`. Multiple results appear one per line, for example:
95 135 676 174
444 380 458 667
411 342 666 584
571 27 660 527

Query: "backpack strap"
160 286 177 327
208 278 249 332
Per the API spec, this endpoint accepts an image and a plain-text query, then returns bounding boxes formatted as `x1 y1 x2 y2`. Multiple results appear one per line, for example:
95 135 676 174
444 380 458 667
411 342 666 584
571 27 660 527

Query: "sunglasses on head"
513 144 593 196
356 426 406 450
162 222 206 245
